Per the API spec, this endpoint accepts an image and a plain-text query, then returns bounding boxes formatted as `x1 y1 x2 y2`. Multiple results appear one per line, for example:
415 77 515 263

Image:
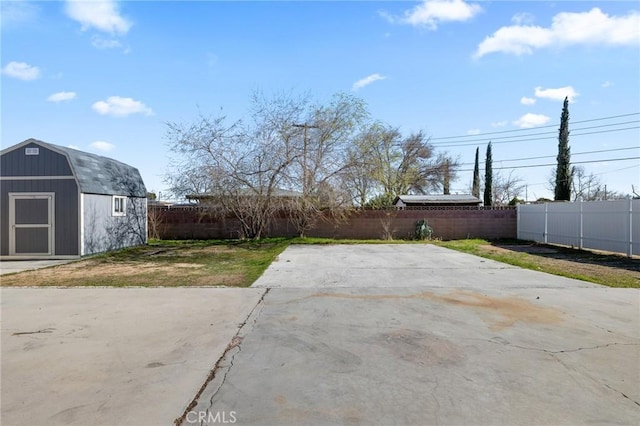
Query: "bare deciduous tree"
348 124 458 206
166 108 292 239
492 170 525 206
570 166 604 201
147 206 166 240
166 91 367 239
547 166 626 201
166 90 463 238
282 92 368 236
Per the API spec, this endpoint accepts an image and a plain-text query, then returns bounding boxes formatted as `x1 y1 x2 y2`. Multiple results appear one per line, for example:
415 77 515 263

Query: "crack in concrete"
203 288 271 421
548 352 640 409
174 288 271 426
484 338 640 354
591 323 631 338
484 338 640 408
604 384 640 407
204 341 241 417
12 328 55 336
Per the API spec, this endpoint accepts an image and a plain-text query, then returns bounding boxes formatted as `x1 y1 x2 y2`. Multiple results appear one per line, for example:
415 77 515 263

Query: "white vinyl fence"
517 198 639 257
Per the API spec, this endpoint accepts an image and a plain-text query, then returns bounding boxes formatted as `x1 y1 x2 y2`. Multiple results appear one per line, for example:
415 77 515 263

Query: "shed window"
112 196 127 216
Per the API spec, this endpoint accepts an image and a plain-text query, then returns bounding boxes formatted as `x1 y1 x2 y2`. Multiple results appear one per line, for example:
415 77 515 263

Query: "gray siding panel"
83 194 147 255
1 143 73 177
0 179 78 256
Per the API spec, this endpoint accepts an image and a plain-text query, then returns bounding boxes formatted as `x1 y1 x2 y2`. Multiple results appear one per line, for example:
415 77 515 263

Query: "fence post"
628 196 633 257
516 204 520 240
544 203 548 244
579 198 583 250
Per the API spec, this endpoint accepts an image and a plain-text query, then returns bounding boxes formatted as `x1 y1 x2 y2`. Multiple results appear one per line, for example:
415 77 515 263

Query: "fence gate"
8 193 55 256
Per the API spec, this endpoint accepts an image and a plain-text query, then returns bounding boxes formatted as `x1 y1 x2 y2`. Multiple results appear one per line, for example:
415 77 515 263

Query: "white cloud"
475 26 554 57
490 120 508 128
383 0 482 30
474 8 640 58
513 113 550 128
2 61 40 80
92 96 153 117
65 0 132 35
534 86 579 102
466 129 481 135
67 144 81 150
601 81 613 88
511 12 535 26
520 96 536 105
47 91 77 102
352 74 387 91
90 141 115 152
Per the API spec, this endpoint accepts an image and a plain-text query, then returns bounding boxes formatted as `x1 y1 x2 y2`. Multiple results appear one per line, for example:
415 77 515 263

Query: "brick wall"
151 206 516 240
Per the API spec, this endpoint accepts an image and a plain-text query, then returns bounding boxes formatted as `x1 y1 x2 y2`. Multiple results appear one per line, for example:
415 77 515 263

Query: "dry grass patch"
0 239 289 287
438 239 640 288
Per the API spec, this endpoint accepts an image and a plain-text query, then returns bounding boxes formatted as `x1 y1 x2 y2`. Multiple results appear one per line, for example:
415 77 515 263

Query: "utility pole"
292 123 319 195
443 159 450 195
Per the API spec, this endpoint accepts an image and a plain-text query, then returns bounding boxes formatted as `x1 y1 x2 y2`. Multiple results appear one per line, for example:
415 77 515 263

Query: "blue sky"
2 0 639 201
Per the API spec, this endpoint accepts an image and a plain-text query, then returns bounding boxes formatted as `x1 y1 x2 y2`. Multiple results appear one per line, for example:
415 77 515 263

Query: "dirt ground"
477 242 640 287
0 245 250 287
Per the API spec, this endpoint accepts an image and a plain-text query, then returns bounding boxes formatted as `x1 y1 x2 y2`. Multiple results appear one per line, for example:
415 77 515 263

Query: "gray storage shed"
1 138 147 259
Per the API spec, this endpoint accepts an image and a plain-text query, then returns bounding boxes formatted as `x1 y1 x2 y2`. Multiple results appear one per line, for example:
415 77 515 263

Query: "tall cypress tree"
472 147 480 198
484 142 493 207
554 96 572 201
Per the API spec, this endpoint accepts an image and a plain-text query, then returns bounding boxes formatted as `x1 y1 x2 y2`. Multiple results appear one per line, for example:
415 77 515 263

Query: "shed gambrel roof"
2 139 147 197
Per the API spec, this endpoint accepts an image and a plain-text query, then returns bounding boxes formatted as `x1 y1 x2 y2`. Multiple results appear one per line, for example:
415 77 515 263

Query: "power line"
454 156 640 173
457 146 640 167
430 112 640 141
591 164 640 177
431 120 639 146
431 125 639 148
519 164 640 188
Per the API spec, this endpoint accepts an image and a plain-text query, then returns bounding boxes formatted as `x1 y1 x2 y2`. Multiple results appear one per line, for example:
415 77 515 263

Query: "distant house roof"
393 194 482 206
4 139 147 197
187 188 303 201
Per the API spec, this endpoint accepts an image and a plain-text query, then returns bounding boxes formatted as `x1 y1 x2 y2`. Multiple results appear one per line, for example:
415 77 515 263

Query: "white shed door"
9 193 55 256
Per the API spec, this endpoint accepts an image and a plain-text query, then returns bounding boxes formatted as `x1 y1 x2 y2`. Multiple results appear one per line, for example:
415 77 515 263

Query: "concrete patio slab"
0 260 75 276
253 244 598 289
2 244 638 426
191 285 639 425
1 287 265 426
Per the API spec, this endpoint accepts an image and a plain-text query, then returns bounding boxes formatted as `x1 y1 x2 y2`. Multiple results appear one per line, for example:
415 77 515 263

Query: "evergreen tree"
554 96 572 201
484 142 493 206
472 147 480 198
